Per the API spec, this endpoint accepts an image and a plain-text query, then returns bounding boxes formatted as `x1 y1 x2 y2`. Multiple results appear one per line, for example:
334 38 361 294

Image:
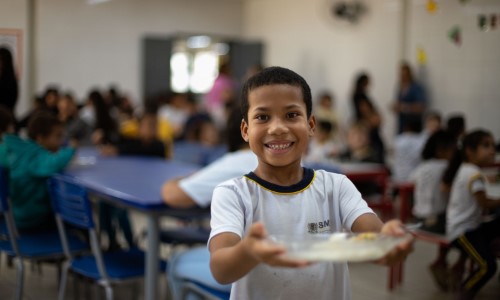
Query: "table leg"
399 186 413 223
145 215 160 300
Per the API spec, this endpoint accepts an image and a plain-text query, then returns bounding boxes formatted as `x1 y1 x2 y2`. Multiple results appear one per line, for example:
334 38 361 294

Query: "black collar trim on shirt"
243 167 315 194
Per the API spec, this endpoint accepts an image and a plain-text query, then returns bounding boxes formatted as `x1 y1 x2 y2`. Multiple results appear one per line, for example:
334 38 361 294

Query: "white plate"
269 232 410 262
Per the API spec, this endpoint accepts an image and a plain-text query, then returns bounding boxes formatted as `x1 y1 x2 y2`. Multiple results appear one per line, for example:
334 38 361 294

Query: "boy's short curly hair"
241 66 312 122
27 111 62 140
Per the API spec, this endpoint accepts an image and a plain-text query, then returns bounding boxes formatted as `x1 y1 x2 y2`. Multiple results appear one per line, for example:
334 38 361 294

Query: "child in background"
0 111 76 231
445 130 500 299
340 121 382 163
392 117 425 183
157 92 196 140
81 89 120 146
208 67 412 300
412 130 456 233
58 92 92 145
421 110 442 139
180 113 220 147
303 120 340 163
314 92 339 134
409 130 458 291
100 112 166 158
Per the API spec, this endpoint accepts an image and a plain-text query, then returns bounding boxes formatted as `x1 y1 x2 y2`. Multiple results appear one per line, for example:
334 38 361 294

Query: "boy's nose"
268 118 289 135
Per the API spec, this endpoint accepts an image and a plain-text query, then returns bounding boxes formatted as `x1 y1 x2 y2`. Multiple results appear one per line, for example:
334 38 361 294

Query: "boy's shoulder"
215 174 248 189
312 168 347 182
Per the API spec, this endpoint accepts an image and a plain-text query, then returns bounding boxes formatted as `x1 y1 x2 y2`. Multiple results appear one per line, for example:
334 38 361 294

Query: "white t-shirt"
209 168 374 300
410 159 448 218
446 163 485 241
179 149 258 207
393 133 426 183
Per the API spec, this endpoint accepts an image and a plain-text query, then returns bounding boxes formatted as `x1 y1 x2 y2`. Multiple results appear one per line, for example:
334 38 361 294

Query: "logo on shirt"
307 219 330 233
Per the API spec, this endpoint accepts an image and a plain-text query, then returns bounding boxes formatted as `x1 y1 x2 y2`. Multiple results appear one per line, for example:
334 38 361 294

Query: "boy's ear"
308 115 316 137
241 119 249 142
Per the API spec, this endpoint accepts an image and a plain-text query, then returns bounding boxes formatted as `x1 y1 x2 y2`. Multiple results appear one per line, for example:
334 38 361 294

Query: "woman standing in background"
0 47 18 115
351 72 385 164
392 62 426 134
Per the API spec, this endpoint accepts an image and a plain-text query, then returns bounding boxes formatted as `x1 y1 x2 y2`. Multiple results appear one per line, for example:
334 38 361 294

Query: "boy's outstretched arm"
209 222 309 284
351 213 413 265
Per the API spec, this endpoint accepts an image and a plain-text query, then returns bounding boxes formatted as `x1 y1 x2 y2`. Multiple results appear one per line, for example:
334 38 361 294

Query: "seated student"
16 87 60 133
409 130 458 291
303 120 340 163
119 101 174 158
314 91 339 134
393 117 426 183
209 67 412 300
100 112 166 158
445 130 500 299
57 92 92 145
340 121 382 163
158 92 197 140
161 106 257 298
1 111 76 231
421 110 442 140
411 130 456 232
179 113 221 147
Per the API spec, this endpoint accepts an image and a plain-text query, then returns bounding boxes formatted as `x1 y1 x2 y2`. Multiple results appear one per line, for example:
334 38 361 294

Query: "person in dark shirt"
0 47 18 114
100 112 165 158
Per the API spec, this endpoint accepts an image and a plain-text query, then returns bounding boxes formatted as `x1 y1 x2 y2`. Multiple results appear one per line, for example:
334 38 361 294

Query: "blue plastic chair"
168 246 230 300
0 167 88 300
48 174 167 300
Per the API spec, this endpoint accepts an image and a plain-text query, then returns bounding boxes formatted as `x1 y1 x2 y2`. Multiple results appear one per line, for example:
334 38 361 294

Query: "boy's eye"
287 112 299 118
255 115 269 121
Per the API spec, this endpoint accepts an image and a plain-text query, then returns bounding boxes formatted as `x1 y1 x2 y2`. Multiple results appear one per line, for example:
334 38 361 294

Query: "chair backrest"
48 174 95 229
48 174 110 280
0 166 21 255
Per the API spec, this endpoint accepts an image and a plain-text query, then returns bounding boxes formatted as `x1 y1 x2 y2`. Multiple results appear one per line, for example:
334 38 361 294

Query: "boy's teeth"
268 143 290 150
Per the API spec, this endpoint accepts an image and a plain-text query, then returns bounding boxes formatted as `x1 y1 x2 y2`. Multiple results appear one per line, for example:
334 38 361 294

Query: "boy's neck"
253 163 304 186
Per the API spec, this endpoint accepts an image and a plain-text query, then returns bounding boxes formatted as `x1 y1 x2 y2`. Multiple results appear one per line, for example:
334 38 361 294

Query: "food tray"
269 232 410 262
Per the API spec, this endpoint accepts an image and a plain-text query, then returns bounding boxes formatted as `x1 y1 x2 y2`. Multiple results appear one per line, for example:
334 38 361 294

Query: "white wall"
35 0 243 109
243 0 404 145
3 0 498 141
243 0 500 144
0 0 28 117
407 0 500 139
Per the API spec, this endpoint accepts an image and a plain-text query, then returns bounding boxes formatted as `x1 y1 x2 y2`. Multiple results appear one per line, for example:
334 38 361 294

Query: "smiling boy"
208 67 412 300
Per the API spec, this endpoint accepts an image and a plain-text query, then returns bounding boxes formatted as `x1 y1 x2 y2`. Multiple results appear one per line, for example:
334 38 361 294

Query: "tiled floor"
1 213 499 300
